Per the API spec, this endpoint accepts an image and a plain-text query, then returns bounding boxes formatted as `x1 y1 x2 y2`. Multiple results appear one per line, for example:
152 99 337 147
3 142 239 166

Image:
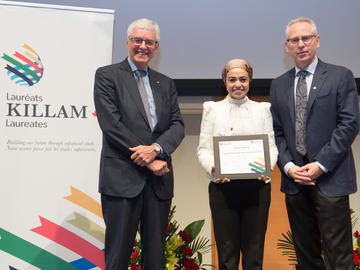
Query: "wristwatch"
153 144 161 156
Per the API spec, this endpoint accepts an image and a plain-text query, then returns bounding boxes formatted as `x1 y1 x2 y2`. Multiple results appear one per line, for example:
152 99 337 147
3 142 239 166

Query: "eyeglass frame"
128 36 158 47
286 34 317 45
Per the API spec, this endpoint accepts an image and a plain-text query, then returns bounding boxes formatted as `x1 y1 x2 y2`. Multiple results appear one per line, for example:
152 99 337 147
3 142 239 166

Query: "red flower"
179 230 193 243
136 266 141 270
130 250 138 260
183 245 193 257
354 230 359 238
354 251 359 266
130 263 137 270
133 240 138 247
182 259 199 270
167 222 174 234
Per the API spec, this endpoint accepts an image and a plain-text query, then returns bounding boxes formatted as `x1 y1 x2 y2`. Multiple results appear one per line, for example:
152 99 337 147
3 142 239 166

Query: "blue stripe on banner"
251 168 262 173
70 257 96 269
5 65 33 86
70 249 105 270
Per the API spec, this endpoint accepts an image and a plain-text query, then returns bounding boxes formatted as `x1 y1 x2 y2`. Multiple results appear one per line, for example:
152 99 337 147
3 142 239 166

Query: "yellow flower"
354 242 359 249
173 234 185 249
166 255 179 270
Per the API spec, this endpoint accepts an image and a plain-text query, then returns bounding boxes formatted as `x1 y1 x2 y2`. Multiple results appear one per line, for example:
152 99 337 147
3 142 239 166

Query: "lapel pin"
156 81 160 84
313 86 317 90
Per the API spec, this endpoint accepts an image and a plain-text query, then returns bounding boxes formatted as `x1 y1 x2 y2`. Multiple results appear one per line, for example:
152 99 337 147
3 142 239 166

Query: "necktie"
135 70 153 130
295 70 308 155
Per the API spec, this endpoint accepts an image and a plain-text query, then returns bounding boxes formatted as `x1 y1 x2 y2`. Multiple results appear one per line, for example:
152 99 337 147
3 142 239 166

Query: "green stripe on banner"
0 228 79 270
2 54 40 82
248 163 266 173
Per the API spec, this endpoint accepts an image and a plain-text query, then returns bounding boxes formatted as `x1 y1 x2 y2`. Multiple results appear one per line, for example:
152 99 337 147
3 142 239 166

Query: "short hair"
221 59 253 84
127 18 160 42
285 17 318 39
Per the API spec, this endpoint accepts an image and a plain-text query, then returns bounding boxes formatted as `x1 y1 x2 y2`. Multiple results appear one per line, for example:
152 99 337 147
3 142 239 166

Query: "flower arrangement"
354 230 360 269
128 206 212 270
277 209 359 269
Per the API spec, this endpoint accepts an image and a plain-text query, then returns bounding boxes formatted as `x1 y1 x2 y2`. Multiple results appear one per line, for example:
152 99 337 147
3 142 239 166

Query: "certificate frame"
213 134 272 180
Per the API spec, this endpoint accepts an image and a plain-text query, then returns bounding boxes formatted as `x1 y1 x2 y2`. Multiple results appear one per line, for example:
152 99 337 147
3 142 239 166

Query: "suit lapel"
307 60 327 115
118 60 150 128
285 69 296 127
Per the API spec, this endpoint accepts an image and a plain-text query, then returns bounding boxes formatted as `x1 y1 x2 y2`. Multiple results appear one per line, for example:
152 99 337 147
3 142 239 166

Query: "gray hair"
127 18 160 42
285 17 318 39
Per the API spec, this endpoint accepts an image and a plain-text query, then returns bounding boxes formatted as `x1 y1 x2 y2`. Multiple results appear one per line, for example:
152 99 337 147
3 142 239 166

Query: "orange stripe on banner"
23 44 39 58
64 186 103 219
254 161 265 168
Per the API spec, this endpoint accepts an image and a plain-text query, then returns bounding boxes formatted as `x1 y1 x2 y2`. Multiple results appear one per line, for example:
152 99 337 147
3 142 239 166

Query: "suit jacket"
197 97 278 179
94 59 184 199
270 59 359 196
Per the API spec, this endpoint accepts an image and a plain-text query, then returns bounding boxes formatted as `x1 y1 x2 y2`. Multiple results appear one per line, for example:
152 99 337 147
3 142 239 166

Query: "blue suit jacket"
270 59 359 196
94 59 184 199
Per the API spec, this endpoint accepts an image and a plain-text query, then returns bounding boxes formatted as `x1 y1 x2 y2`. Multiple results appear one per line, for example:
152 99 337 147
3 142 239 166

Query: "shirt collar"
227 95 248 106
295 57 318 76
127 58 149 75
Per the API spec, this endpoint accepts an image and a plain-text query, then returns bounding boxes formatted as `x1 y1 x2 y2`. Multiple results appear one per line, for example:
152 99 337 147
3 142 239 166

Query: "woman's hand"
258 174 270 182
211 166 230 184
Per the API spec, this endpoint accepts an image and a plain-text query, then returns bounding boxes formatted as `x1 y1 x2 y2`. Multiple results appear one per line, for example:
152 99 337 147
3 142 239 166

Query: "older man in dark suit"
94 18 184 269
270 17 359 270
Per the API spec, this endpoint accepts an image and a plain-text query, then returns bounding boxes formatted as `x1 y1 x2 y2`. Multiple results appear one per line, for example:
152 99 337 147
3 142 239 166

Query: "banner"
0 1 114 269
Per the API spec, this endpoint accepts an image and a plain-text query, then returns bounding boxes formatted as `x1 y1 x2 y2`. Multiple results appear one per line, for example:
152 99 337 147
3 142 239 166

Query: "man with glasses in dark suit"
270 17 359 270
94 18 184 270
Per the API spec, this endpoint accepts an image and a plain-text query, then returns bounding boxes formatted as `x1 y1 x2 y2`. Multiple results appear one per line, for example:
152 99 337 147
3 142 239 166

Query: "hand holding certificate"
213 134 272 180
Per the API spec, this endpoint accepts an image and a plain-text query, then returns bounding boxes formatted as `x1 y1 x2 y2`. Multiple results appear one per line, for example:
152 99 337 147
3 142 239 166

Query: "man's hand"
288 165 316 186
298 162 324 181
129 145 157 166
147 160 170 176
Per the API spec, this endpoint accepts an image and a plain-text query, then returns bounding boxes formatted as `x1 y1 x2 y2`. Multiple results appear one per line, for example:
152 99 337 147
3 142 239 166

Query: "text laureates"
5 119 47 128
6 93 43 102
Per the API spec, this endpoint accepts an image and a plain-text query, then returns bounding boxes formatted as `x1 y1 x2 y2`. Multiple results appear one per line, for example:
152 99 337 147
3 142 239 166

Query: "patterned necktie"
135 70 153 130
295 70 308 155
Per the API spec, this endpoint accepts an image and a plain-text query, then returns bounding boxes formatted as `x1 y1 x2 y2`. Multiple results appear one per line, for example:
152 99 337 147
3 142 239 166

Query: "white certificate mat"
213 134 271 180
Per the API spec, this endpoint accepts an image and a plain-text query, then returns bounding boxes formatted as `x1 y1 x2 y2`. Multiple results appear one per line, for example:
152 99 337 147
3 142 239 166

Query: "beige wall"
172 135 212 265
350 135 360 231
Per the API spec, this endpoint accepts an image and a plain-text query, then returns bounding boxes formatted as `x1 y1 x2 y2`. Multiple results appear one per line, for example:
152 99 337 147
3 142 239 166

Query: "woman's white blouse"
197 96 278 181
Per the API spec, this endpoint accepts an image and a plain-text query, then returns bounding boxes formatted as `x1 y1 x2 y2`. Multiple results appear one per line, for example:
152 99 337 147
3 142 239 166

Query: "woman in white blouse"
197 59 278 270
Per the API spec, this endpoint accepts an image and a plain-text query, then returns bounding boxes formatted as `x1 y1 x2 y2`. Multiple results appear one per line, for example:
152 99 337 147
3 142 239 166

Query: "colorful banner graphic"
0 1 114 268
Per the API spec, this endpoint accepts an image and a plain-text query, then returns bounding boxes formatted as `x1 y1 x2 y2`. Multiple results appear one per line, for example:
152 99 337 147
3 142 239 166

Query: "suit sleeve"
197 101 216 178
153 79 184 156
314 69 360 171
94 67 144 154
269 80 294 171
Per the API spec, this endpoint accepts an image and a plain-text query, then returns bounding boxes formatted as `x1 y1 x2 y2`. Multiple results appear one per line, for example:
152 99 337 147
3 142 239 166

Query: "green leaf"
190 236 211 255
197 251 203 265
277 230 297 266
184 220 204 240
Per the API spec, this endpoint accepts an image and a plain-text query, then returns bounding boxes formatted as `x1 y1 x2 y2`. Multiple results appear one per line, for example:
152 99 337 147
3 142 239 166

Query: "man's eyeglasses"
128 37 158 47
287 35 317 45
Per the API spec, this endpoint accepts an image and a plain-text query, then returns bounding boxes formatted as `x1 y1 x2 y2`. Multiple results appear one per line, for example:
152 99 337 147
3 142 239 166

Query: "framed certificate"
213 134 272 180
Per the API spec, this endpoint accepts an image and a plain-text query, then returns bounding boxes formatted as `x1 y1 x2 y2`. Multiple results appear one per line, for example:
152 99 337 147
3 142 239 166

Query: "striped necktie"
135 70 153 130
295 70 308 155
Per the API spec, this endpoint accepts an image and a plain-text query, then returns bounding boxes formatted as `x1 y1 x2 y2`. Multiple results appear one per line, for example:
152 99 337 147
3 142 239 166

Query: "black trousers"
209 180 271 270
101 179 171 270
286 186 353 270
